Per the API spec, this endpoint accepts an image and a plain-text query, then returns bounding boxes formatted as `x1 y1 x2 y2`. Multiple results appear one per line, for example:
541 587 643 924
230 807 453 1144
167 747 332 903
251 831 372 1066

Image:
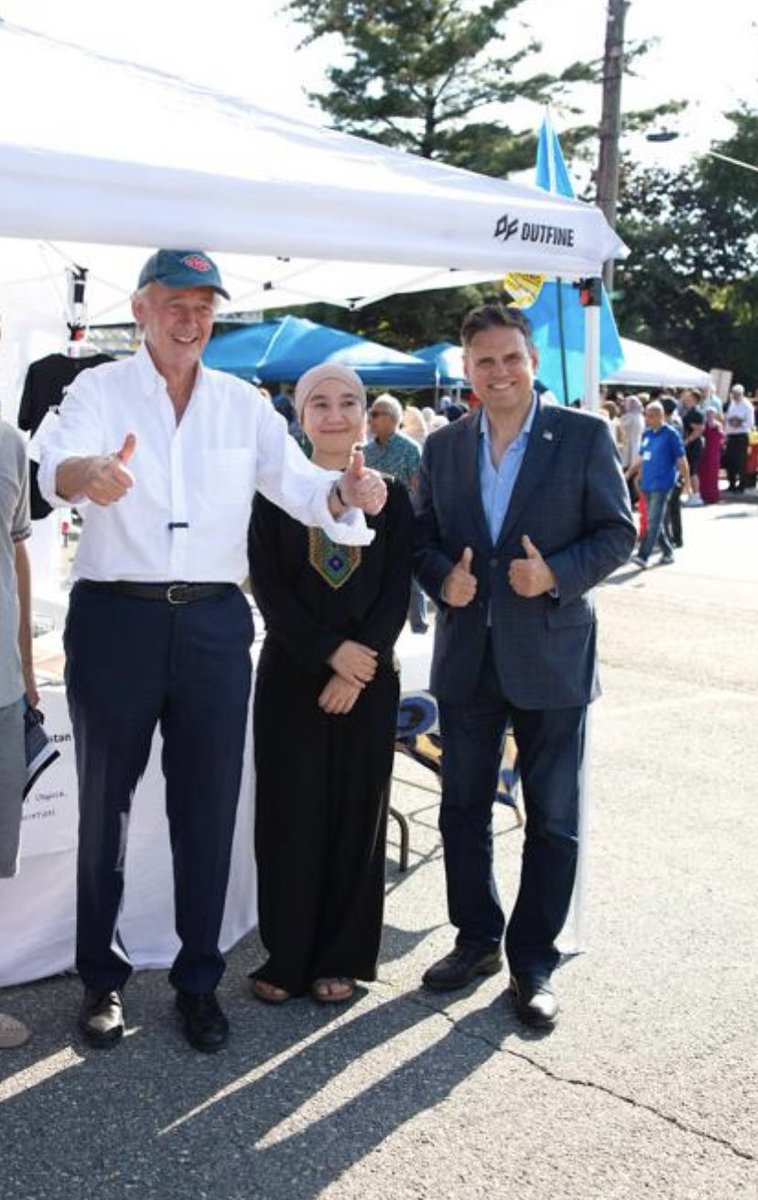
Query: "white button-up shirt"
725 396 755 436
38 344 371 583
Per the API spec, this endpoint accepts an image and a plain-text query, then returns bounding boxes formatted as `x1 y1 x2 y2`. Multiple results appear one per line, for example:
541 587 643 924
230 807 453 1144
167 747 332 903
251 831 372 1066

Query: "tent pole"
583 278 601 412
561 275 602 956
556 278 570 405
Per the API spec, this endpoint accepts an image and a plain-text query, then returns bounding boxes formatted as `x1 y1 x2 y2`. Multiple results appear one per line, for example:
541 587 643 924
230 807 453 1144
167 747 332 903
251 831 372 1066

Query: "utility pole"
596 0 628 291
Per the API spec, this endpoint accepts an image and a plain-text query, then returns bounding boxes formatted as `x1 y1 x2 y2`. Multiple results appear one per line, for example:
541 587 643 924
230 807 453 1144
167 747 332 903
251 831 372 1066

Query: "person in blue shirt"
630 401 690 568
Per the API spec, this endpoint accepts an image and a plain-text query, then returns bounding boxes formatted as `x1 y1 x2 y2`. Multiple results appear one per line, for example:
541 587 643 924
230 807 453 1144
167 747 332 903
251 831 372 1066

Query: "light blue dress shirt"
478 396 536 545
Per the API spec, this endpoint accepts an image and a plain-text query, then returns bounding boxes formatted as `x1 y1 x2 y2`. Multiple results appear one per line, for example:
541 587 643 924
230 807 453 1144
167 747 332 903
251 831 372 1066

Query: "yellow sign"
501 272 545 308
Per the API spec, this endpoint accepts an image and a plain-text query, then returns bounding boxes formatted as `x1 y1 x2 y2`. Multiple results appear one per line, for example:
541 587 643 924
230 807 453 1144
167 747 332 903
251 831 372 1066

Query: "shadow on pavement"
0 954 529 1199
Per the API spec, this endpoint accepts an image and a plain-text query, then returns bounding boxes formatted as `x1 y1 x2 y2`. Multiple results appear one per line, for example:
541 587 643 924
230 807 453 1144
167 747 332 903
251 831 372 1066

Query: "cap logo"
181 254 213 273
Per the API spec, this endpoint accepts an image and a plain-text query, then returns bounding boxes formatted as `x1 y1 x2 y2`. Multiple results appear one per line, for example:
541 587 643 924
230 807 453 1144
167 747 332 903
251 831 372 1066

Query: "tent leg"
560 277 603 955
582 278 601 412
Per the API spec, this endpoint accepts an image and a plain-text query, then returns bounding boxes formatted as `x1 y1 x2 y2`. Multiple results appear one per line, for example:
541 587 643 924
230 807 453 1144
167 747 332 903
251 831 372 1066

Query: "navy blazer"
413 399 636 710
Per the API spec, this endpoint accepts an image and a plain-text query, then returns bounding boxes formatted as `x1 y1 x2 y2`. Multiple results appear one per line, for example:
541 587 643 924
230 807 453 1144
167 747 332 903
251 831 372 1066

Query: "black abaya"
248 479 413 994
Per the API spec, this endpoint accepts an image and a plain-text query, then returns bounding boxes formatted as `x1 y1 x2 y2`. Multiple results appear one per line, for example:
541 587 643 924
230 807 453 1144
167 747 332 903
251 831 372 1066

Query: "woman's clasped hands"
319 639 378 714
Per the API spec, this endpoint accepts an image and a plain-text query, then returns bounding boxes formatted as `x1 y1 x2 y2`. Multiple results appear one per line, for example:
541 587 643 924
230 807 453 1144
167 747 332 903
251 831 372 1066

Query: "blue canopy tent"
519 112 624 405
204 315 435 388
202 320 276 381
414 342 468 388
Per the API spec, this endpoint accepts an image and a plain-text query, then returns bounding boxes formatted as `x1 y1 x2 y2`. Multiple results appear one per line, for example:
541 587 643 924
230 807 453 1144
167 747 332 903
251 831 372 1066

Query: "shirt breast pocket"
204 449 254 506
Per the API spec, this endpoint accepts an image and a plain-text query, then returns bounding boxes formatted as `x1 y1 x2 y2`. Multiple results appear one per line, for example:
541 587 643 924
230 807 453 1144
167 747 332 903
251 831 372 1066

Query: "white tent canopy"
0 19 625 427
0 19 625 320
604 337 712 389
0 20 615 953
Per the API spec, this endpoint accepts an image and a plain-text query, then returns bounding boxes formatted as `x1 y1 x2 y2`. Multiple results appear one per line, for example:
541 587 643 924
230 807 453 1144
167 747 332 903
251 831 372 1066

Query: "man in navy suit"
414 304 635 1026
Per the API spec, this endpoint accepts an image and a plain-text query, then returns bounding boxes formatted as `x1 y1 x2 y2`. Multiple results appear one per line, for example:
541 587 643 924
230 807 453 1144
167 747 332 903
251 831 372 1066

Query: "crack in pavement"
394 987 756 1166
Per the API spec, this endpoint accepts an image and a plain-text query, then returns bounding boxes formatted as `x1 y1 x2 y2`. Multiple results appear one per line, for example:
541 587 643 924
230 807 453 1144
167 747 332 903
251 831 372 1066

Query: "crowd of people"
6 248 748 1054
599 383 756 568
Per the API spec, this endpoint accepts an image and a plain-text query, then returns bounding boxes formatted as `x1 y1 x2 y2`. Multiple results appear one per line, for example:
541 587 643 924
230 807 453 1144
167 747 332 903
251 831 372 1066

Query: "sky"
0 0 756 172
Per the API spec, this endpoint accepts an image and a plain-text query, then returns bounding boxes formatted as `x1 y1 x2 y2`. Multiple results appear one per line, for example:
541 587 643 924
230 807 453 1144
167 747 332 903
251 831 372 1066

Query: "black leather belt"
86 581 234 605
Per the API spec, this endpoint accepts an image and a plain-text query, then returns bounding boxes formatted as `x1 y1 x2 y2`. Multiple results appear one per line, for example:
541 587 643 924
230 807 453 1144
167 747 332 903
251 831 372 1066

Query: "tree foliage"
614 106 758 385
280 0 755 381
284 0 597 175
302 283 494 351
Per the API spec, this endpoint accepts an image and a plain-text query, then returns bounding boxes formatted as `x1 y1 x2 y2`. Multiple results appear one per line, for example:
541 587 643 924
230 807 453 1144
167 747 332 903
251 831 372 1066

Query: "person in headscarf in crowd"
619 394 645 508
699 408 725 505
400 404 429 447
422 405 449 433
247 364 413 1006
421 406 437 428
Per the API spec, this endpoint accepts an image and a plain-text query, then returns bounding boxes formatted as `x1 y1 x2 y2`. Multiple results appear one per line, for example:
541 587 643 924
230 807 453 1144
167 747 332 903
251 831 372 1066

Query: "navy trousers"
437 638 584 980
64 582 253 994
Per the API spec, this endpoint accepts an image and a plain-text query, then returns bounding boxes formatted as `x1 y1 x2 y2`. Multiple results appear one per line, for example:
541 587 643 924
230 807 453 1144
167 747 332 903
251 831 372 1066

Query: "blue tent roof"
204 315 435 387
414 342 467 387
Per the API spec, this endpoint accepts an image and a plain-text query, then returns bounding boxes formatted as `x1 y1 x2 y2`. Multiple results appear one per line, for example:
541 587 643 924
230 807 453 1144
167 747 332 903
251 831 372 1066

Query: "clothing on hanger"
18 350 115 519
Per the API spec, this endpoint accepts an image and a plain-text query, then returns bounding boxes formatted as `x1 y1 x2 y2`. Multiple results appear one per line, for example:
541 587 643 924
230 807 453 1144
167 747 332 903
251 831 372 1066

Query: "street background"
0 493 756 1199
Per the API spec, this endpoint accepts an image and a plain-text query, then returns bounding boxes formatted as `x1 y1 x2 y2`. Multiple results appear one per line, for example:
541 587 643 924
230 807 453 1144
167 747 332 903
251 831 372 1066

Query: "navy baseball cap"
137 249 230 299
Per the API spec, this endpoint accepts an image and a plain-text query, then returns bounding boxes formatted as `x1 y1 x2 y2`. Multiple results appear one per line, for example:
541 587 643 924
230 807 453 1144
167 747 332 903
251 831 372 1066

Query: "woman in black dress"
248 364 413 1004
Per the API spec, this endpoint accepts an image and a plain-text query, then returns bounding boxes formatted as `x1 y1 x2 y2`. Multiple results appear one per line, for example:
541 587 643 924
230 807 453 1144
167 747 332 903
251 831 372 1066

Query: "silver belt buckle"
166 583 190 605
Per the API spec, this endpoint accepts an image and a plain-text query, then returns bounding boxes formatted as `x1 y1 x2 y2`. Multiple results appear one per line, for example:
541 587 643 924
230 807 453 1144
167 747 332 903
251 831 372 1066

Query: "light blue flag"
521 111 624 404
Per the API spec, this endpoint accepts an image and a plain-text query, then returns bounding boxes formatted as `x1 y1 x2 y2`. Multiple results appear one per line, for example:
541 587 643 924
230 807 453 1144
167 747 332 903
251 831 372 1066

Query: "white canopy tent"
0 17 625 415
604 337 712 389
0 18 625 958
0 19 623 275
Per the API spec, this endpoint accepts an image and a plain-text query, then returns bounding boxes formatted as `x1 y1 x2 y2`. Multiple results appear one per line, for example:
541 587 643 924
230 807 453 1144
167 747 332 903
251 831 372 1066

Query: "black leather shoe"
509 973 559 1027
422 944 503 992
175 991 229 1053
78 988 124 1048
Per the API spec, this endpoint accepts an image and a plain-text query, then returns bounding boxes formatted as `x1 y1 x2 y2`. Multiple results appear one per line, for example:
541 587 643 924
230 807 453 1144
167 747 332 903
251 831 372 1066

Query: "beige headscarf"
293 363 367 422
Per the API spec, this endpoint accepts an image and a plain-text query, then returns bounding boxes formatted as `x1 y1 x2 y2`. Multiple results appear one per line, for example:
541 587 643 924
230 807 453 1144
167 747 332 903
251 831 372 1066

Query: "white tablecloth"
0 604 585 987
0 613 434 988
0 683 256 987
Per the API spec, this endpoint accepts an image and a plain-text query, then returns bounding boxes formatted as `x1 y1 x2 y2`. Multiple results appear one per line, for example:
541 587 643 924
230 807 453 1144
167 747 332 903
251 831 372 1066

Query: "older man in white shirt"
723 383 755 493
39 249 386 1054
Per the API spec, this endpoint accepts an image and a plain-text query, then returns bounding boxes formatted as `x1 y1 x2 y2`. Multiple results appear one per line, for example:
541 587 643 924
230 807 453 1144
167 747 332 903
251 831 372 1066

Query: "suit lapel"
459 409 491 548
495 399 562 549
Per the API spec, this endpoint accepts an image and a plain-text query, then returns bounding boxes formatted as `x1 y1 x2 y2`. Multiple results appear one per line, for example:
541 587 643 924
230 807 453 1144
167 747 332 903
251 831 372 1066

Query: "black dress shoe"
175 991 229 1053
422 944 503 992
78 988 124 1048
509 973 559 1027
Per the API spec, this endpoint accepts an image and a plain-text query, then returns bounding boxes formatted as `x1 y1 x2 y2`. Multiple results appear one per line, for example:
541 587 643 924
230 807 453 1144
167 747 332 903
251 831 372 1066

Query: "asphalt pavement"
1 490 756 1200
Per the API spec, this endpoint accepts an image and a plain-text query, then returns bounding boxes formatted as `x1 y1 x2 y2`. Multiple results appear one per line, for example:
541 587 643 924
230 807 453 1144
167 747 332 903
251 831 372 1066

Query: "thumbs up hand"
333 444 387 516
508 534 557 597
116 432 137 466
82 433 137 505
441 546 477 607
347 445 364 478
